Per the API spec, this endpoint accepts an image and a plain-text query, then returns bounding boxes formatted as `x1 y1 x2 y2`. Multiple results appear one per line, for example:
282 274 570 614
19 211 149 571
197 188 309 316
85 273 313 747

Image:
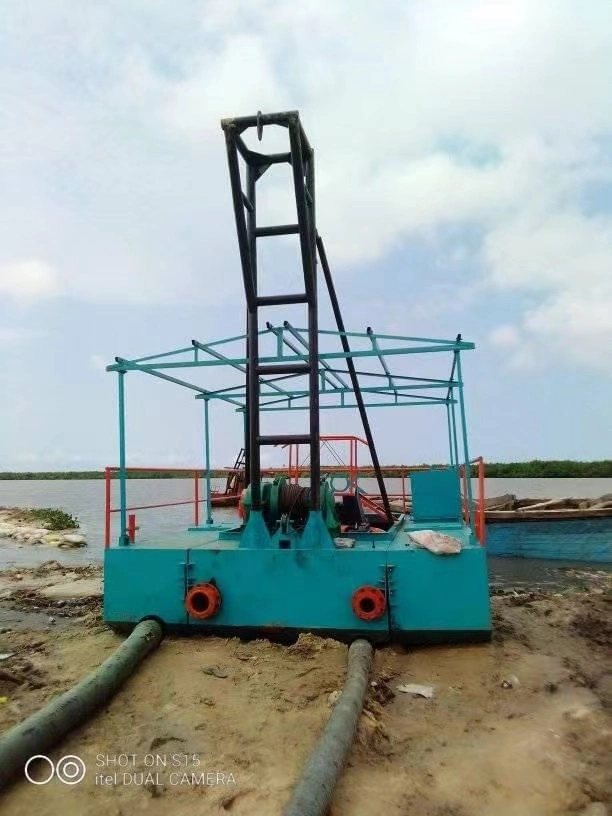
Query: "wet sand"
0 562 609 816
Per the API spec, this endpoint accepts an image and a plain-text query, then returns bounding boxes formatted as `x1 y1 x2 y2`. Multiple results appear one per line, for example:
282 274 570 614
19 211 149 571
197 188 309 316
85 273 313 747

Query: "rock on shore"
0 510 86 548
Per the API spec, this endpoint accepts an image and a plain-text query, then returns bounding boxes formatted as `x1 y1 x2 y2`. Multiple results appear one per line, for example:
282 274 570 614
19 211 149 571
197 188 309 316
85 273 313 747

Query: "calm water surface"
1 477 611 586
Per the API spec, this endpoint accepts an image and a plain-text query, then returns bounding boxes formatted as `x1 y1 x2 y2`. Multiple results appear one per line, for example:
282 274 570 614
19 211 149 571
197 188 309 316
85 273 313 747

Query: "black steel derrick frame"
221 110 317 512
221 110 391 521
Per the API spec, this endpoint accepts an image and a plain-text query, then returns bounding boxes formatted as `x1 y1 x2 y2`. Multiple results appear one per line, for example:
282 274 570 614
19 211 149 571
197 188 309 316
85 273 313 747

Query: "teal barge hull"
103 518 492 644
486 517 612 563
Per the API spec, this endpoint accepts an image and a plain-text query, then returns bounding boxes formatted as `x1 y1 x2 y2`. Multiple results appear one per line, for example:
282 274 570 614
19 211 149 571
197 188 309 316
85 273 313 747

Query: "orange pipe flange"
185 583 222 619
351 585 387 621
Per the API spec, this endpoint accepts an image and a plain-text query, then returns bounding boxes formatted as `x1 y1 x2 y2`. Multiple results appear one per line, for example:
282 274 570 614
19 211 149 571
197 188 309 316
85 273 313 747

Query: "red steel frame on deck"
282 435 435 514
284 435 370 490
104 467 204 548
104 454 487 547
459 456 486 546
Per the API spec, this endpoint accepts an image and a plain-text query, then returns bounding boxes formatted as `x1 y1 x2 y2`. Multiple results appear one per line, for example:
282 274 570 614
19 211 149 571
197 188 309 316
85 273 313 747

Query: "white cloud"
90 355 108 371
0 327 35 345
488 324 539 371
484 211 612 293
0 259 60 301
522 288 612 373
489 326 520 349
484 211 612 371
0 0 611 369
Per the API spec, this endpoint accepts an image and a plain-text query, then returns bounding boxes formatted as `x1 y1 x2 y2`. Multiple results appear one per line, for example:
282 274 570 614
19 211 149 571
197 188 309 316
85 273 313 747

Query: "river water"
1 477 610 587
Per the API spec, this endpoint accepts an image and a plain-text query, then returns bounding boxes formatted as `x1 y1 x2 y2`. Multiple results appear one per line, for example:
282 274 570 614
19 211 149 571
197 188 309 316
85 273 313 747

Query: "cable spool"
277 482 311 517
241 477 339 534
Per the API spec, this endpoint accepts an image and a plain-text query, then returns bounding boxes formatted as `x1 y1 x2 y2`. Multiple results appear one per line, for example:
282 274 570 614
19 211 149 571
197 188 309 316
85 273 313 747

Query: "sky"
1 0 611 472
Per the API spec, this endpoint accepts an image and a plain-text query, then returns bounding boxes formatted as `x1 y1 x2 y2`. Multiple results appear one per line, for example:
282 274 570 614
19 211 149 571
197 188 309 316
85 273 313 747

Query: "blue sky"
1 0 611 471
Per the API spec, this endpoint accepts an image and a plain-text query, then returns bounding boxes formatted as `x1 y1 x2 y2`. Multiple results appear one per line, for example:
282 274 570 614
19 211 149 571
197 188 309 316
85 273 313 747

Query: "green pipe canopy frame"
107 327 475 545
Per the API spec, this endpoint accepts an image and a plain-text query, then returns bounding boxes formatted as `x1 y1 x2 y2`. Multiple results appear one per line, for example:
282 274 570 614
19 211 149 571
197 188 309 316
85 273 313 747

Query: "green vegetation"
9 507 79 531
0 461 611 479
483 460 612 478
0 470 179 480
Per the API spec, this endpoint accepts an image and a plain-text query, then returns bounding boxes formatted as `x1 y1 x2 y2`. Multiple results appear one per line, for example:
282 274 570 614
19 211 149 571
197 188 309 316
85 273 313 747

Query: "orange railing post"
106 466 220 543
127 513 137 543
349 437 357 489
460 464 469 523
478 456 486 545
465 456 486 545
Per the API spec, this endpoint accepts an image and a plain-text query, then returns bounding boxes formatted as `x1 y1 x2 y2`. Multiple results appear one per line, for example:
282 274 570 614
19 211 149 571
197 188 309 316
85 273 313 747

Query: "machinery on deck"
239 476 340 536
103 110 492 644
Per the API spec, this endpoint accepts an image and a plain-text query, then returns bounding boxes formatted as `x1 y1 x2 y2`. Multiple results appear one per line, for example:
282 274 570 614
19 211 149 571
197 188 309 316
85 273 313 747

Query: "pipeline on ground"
282 638 374 816
0 621 372 811
0 618 164 790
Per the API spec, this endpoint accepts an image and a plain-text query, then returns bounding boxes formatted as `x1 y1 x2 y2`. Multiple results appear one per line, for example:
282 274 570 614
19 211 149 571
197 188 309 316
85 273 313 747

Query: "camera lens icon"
25 755 86 785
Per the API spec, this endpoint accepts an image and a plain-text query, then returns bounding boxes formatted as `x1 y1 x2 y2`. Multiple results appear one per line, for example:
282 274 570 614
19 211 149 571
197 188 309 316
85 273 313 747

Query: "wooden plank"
517 498 571 512
484 494 515 510
486 507 612 522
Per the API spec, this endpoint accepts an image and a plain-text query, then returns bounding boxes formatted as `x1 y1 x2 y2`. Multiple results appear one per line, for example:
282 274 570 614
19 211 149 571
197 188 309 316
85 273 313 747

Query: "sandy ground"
0 562 609 816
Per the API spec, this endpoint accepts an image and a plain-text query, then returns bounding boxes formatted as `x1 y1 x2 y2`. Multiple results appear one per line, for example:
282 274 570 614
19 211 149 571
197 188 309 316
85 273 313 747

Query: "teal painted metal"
104 548 190 623
297 511 337 549
239 511 273 549
258 399 456 411
109 343 473 372
203 398 213 525
455 351 474 532
446 404 454 467
117 371 128 546
107 328 469 419
389 543 490 636
410 469 462 523
103 518 492 642
486 518 612 563
185 547 389 638
450 399 460 469
131 346 196 364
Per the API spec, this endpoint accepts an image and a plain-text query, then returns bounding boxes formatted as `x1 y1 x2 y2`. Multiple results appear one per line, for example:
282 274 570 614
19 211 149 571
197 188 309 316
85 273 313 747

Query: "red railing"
104 457 487 547
459 457 486 545
104 467 205 548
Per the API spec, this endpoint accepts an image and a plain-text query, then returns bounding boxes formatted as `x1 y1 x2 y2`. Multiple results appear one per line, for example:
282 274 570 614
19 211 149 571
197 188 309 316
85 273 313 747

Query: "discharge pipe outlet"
0 618 163 790
282 638 374 816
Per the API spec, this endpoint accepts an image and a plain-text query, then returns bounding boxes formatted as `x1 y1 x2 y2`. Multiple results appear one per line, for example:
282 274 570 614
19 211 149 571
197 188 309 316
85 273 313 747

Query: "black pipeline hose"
282 638 374 816
0 618 163 790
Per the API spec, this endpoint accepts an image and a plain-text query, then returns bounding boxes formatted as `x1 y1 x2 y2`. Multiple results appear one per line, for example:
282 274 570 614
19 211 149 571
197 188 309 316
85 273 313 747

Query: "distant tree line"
0 471 206 480
1 460 611 480
482 460 612 478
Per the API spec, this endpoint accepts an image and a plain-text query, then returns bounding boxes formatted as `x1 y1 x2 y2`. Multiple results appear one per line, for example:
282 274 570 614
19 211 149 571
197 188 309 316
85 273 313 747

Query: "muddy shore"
0 562 609 816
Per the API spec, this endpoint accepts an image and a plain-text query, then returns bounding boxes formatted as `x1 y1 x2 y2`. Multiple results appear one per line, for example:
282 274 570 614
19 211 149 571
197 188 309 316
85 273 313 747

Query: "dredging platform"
103 110 492 644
